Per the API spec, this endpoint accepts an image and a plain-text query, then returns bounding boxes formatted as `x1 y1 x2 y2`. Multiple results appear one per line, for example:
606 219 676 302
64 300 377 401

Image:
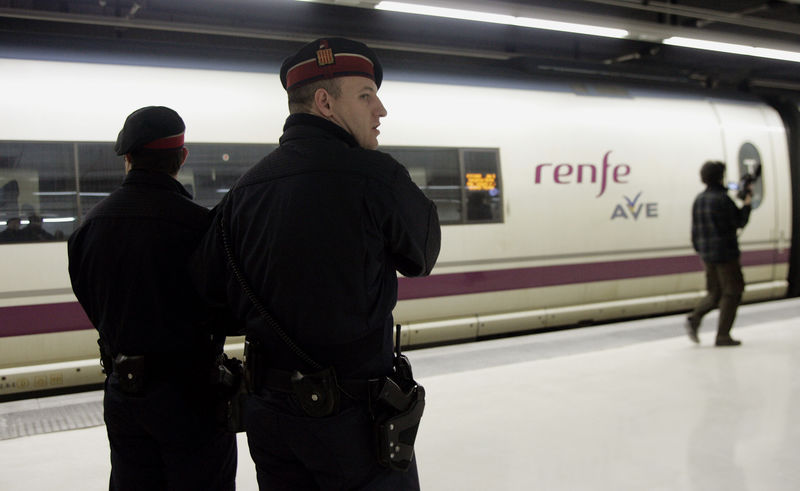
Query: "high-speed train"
0 57 795 398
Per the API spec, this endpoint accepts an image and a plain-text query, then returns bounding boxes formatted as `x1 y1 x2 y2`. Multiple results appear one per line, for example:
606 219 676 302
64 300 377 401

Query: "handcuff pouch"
290 366 340 418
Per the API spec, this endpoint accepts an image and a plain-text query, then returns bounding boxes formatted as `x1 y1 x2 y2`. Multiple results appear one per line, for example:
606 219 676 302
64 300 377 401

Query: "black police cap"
114 106 186 156
280 37 383 91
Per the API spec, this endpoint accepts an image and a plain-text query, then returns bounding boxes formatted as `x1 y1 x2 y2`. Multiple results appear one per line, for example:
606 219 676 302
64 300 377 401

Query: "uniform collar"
280 113 360 149
122 169 193 199
706 182 726 192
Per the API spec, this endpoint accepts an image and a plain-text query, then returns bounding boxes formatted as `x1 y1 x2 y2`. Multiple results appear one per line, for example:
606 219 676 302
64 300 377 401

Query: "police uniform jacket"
195 113 441 380
68 170 219 366
691 182 751 264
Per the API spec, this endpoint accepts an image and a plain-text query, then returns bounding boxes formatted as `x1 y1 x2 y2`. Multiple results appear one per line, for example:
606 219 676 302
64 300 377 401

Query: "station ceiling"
1 0 799 98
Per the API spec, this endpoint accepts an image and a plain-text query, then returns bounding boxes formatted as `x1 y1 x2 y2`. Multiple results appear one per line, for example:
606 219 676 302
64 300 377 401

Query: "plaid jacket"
691 183 751 264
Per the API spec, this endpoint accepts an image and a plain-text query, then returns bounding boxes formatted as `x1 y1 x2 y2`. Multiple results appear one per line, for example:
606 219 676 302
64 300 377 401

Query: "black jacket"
194 114 441 379
68 170 221 361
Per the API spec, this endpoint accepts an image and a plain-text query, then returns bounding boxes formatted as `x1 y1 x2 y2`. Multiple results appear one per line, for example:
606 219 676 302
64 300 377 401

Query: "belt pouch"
290 367 340 418
114 354 146 394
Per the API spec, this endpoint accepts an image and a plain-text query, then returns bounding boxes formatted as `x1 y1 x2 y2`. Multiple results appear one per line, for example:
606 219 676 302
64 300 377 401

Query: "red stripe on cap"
286 53 374 90
143 133 185 150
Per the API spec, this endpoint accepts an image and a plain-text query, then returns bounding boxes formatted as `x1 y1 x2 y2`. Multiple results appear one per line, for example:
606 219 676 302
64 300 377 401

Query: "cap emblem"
316 41 334 67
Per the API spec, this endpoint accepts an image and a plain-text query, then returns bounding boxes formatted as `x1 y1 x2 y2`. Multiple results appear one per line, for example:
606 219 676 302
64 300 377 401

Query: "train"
0 56 795 398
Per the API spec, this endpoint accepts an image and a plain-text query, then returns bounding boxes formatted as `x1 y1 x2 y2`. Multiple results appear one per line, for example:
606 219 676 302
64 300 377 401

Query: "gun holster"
211 353 248 433
371 352 426 471
211 354 237 388
290 367 340 418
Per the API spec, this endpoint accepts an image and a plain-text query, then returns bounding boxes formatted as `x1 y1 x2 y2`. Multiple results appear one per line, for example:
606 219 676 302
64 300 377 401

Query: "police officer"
193 38 441 489
68 106 237 490
686 160 752 346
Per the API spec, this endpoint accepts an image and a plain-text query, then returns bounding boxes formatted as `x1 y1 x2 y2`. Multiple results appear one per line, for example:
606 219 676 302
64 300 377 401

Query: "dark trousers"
689 259 745 339
104 374 237 491
245 389 421 491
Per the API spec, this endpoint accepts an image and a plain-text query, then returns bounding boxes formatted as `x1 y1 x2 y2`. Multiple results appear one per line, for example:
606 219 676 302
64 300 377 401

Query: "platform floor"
1 298 798 490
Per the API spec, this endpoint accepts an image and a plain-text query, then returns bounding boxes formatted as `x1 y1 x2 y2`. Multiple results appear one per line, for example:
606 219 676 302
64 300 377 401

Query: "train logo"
534 150 631 197
610 191 658 220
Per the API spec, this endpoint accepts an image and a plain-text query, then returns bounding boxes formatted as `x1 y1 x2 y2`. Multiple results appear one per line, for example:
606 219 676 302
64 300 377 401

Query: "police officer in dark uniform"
68 106 237 491
193 38 440 490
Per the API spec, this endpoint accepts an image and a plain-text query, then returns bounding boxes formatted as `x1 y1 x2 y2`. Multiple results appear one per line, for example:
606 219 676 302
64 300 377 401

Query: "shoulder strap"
218 214 323 370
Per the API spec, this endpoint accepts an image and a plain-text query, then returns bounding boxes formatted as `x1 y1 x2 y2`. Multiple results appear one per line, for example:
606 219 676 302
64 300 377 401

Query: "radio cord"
218 214 323 371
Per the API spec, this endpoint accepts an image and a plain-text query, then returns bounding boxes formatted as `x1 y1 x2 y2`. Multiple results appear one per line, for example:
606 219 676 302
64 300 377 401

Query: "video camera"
736 162 761 200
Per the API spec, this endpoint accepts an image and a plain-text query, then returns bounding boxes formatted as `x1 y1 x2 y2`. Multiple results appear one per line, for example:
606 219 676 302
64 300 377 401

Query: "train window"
737 142 764 210
75 142 273 213
182 143 276 209
77 143 124 222
383 146 503 225
384 147 462 224
0 141 77 243
1 140 276 243
1 140 503 245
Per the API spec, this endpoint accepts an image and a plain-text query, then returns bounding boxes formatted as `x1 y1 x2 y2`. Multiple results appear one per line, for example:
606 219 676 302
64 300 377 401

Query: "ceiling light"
43 217 77 223
374 1 629 39
664 37 800 63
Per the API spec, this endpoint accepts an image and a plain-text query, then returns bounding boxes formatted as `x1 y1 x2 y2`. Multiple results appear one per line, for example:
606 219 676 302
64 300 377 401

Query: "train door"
709 100 792 298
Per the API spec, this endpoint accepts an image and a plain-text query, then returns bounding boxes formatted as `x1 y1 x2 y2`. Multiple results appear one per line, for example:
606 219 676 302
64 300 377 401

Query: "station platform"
1 297 798 490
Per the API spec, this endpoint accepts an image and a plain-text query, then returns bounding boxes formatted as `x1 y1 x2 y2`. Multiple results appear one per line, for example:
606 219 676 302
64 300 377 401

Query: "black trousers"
689 259 745 339
245 389 421 490
104 374 237 491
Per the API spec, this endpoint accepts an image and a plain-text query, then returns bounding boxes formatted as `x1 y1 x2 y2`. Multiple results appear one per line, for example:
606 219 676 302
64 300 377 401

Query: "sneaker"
715 337 741 347
684 318 699 343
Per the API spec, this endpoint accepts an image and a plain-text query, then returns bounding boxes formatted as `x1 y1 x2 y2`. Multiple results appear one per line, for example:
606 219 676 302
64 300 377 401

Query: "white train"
0 57 794 398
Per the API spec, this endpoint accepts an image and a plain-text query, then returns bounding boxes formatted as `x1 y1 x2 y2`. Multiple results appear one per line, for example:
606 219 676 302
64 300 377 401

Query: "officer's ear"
179 147 189 168
124 154 133 174
314 88 334 118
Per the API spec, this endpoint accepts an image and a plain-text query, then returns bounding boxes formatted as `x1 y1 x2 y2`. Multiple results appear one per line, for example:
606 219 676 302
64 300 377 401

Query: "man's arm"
733 190 752 229
388 166 441 278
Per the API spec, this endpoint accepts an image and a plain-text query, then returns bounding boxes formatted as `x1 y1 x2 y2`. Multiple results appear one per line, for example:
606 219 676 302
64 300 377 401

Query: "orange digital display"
465 173 497 191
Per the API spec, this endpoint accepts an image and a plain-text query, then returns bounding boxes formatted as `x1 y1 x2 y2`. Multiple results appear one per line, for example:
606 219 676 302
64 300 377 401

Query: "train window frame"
382 146 504 226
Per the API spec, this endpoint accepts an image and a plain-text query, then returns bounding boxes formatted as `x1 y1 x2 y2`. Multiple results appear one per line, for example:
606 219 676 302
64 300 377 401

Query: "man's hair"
700 161 726 185
287 78 342 114
128 148 183 175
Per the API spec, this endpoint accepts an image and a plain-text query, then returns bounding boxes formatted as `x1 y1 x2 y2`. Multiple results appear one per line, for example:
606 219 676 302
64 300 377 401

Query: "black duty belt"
257 367 373 402
111 352 211 395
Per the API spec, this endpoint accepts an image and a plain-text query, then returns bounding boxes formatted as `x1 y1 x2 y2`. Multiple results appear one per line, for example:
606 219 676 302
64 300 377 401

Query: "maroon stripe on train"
398 249 790 300
0 301 91 337
0 249 789 337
